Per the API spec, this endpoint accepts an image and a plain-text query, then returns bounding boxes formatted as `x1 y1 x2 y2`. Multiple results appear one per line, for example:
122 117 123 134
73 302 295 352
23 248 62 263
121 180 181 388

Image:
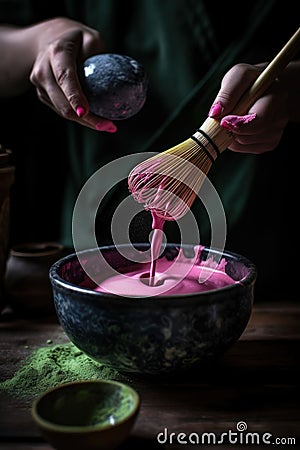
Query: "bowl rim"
49 243 257 300
31 379 140 434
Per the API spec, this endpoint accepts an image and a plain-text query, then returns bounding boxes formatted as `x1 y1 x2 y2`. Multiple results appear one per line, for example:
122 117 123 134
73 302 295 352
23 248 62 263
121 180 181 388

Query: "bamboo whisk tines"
128 140 213 220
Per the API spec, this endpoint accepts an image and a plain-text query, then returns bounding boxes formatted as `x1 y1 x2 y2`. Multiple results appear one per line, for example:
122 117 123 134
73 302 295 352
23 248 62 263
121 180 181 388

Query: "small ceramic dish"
31 380 140 450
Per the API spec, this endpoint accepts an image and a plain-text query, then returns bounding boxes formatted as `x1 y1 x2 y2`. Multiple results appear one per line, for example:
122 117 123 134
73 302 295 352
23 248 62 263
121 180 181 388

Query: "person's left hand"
29 17 116 132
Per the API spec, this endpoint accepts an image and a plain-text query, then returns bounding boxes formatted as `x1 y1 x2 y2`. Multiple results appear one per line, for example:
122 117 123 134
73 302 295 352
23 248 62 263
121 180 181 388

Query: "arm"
0 17 115 132
0 24 38 96
208 61 300 153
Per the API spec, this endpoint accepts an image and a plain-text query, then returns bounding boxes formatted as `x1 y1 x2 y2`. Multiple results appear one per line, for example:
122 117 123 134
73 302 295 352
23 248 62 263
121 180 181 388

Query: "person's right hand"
208 62 300 154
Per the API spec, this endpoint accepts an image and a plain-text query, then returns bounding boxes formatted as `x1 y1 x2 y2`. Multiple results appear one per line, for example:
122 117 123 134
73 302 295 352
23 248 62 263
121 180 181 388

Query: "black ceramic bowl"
50 244 257 375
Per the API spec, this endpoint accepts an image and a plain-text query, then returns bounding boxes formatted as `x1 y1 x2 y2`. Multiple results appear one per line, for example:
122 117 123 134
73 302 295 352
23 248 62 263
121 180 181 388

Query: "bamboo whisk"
128 27 300 221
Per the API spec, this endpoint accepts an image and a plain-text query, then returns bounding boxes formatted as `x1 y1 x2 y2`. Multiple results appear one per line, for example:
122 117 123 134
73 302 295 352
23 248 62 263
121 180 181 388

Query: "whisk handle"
233 27 300 116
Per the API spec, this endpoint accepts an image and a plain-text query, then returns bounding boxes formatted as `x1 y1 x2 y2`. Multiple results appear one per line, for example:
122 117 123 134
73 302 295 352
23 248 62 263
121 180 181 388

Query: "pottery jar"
0 145 15 313
5 241 64 316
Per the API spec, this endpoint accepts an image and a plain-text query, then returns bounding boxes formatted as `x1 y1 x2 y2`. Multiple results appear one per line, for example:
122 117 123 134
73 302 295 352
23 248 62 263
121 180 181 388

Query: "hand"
29 17 116 132
208 63 290 154
0 17 116 132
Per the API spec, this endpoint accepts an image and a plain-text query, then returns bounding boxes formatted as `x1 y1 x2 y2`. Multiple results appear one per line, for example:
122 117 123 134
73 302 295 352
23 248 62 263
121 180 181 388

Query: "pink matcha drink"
95 245 237 297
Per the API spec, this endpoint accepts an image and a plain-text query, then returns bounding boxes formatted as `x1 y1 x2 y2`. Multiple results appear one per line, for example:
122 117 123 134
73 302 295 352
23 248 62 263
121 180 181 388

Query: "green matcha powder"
0 342 124 399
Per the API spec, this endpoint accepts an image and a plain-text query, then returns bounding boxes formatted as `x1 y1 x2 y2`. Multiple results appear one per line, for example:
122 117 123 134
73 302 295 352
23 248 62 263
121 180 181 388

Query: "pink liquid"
95 245 237 297
149 212 165 286
129 170 171 286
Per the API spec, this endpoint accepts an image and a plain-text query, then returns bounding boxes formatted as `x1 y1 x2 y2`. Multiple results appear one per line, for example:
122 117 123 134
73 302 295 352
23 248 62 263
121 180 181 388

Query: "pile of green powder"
0 342 124 399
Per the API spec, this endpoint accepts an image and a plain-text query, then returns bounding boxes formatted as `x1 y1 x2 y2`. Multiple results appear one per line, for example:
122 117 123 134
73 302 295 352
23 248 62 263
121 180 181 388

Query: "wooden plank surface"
1 302 300 449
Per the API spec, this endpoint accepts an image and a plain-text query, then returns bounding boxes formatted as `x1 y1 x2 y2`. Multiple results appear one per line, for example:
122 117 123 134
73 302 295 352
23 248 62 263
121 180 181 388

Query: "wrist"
0 25 39 96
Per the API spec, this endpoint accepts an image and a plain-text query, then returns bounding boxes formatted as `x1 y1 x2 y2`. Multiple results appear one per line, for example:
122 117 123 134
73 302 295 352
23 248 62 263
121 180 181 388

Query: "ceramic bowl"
50 244 257 375
31 380 140 450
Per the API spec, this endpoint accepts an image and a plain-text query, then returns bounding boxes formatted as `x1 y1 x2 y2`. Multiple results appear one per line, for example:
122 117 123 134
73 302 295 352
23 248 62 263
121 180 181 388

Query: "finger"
209 64 263 118
228 133 282 153
50 29 90 116
220 112 257 134
35 86 53 109
36 77 116 132
80 27 105 61
228 141 278 154
220 90 287 136
79 112 117 132
35 62 81 121
30 52 86 120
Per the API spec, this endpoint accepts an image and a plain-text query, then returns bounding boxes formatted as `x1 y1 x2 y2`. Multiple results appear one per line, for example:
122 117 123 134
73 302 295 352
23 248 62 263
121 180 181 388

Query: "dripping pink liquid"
149 212 165 286
128 167 172 286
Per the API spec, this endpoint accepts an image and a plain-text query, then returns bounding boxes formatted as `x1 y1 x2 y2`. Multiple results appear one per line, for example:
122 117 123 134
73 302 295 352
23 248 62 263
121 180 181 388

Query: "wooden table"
1 301 299 449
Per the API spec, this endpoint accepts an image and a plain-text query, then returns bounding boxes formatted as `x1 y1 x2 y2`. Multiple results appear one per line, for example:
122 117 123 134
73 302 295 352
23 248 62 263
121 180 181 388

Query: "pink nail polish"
221 113 257 131
208 101 224 118
76 106 86 118
96 121 117 133
220 119 235 131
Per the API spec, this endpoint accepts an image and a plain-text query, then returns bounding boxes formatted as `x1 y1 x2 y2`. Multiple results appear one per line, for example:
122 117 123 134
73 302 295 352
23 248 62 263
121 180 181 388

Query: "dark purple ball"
80 53 148 120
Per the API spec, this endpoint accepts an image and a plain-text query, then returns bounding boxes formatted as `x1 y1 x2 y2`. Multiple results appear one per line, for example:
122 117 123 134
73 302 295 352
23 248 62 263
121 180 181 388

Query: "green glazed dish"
32 380 140 450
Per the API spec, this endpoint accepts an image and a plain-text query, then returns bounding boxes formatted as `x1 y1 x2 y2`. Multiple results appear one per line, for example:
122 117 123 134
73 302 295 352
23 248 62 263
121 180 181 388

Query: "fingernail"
208 101 224 118
220 113 256 131
76 106 86 118
220 118 235 131
96 120 117 133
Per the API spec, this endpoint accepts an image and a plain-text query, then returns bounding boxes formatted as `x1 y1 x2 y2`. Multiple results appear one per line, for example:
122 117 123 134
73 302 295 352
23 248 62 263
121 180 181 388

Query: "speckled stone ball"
80 53 148 120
